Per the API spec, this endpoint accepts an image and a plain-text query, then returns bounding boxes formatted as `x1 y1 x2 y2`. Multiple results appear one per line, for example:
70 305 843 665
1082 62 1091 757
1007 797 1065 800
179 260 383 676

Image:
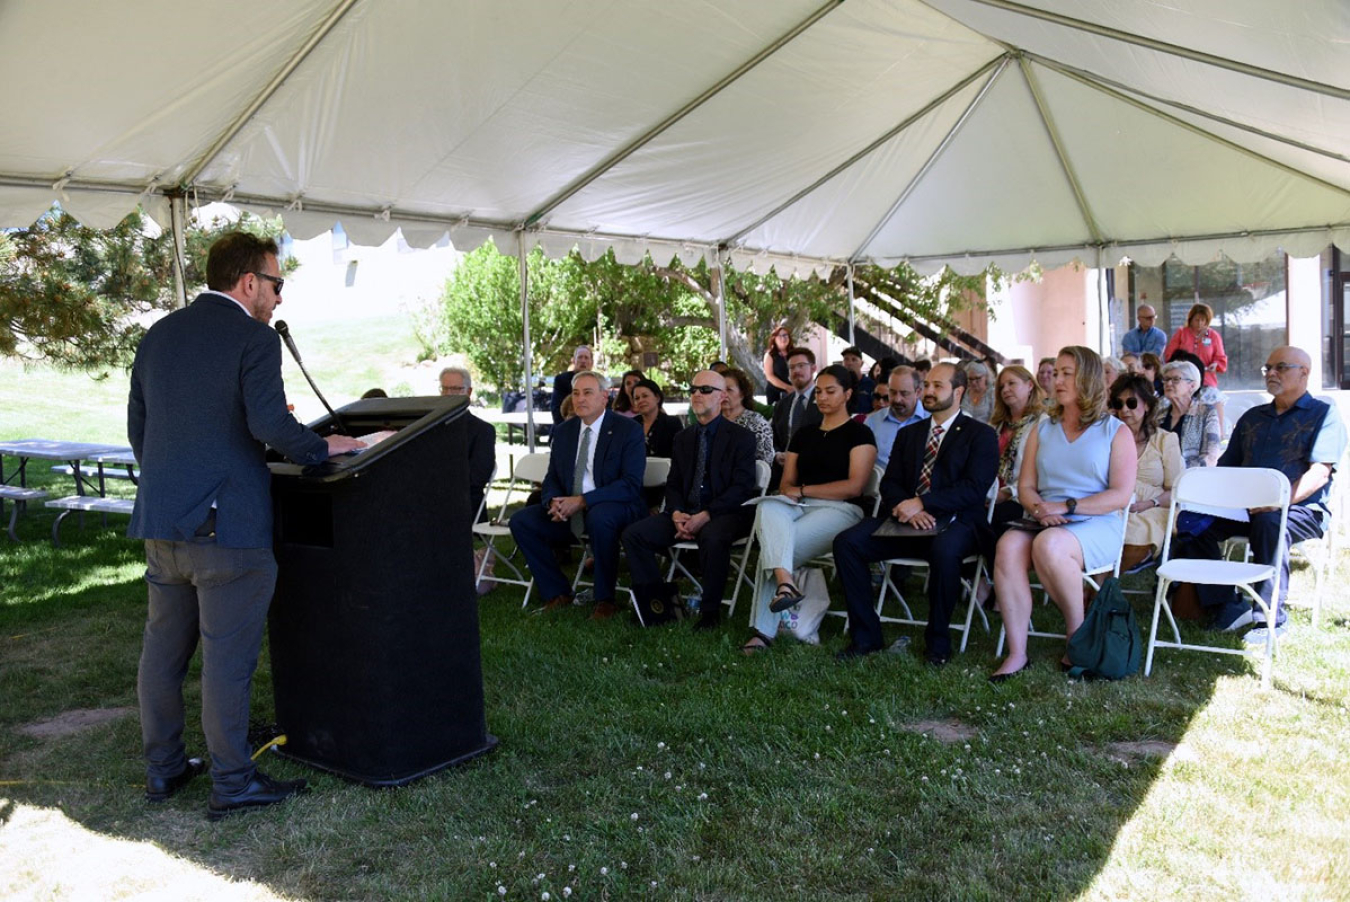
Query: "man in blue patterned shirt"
1172 346 1346 641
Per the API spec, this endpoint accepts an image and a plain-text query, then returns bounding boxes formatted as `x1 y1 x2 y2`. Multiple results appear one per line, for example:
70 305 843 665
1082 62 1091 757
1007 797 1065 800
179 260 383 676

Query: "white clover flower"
563 889 572 898
630 812 639 821
600 866 608 876
498 888 507 897
542 893 550 901
698 792 708 801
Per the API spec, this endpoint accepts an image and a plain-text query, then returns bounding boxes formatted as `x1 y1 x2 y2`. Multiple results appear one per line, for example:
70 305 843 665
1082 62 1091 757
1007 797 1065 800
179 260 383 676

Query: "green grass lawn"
3 327 1349 899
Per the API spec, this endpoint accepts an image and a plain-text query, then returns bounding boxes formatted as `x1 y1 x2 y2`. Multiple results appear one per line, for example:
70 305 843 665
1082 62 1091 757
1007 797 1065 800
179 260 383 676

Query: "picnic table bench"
45 495 137 547
1 485 50 541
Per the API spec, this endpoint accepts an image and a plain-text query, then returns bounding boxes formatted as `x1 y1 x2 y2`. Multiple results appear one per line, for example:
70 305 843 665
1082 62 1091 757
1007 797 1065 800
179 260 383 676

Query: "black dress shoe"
987 661 1032 684
145 757 206 803
207 770 308 821
924 651 952 668
835 643 882 661
692 611 721 631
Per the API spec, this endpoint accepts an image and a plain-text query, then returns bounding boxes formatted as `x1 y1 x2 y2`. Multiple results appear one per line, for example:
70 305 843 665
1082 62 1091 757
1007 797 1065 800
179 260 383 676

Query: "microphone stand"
274 320 350 436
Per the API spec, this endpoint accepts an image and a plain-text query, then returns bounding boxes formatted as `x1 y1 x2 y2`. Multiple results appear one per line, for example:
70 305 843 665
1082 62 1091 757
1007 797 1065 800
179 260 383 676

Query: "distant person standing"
762 325 794 406
128 232 364 820
551 346 594 424
1163 303 1227 390
1121 304 1167 357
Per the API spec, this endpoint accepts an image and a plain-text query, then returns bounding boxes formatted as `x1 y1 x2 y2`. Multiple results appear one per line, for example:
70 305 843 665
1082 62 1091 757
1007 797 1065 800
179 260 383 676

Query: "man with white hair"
438 367 496 521
551 346 594 424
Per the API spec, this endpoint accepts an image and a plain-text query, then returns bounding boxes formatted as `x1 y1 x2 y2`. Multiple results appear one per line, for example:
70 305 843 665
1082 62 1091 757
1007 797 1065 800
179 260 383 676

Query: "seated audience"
722 368 775 466
1110 374 1183 572
741 365 877 652
551 345 594 424
509 372 646 619
709 360 730 374
1036 357 1055 397
864 365 928 469
1101 356 1125 391
1170 346 1346 640
833 363 998 663
631 378 681 458
612 369 645 417
842 345 874 414
440 366 496 520
872 387 889 412
770 347 824 464
361 387 388 399
1121 353 1142 375
990 346 1136 681
913 359 932 377
1158 359 1220 468
1168 347 1227 436
763 324 794 406
959 361 993 423
1141 352 1163 395
621 370 758 630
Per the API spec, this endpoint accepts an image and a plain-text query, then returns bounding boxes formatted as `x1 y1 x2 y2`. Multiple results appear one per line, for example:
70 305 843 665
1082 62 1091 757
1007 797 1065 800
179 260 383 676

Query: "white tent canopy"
3 0 1349 276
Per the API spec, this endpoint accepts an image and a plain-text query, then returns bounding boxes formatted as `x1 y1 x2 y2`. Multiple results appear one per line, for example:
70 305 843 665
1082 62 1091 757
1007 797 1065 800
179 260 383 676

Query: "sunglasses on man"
688 384 723 395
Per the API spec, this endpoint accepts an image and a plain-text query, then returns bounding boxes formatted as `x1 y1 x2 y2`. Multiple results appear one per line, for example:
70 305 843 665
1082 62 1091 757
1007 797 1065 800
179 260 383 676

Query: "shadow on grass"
1 537 1341 900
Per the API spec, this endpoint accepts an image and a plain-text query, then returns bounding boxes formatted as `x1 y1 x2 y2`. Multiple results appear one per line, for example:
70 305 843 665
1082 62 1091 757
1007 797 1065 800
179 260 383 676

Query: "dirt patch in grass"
900 718 978 743
18 707 134 739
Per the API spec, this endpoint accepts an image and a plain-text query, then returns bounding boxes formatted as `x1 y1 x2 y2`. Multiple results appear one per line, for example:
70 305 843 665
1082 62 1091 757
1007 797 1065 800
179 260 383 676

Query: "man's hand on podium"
325 435 368 456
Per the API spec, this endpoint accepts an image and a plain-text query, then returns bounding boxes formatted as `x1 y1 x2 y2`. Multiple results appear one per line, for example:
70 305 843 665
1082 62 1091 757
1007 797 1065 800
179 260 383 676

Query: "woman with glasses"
989 346 1136 682
721 369 775 465
762 325 794 406
1158 359 1221 469
631 379 680 459
1111 374 1183 572
741 365 876 654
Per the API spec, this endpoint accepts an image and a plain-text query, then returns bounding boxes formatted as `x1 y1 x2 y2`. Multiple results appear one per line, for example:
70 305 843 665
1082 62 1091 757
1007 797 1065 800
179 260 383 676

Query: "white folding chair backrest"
643 457 672 488
1159 467 1291 567
513 452 551 484
754 459 772 492
865 465 884 516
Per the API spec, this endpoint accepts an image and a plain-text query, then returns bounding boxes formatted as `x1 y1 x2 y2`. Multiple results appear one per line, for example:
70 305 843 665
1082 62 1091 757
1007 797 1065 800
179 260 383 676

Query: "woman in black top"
631 378 680 458
743 365 877 652
762 325 794 406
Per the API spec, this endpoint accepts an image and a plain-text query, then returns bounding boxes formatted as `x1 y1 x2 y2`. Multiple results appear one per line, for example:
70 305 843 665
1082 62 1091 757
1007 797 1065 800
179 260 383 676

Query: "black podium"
267 395 496 786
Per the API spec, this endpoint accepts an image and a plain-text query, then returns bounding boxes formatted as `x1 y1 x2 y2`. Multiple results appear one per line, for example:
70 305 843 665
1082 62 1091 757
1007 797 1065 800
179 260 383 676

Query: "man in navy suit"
832 363 998 664
128 232 364 819
511 370 646 619
621 370 758 629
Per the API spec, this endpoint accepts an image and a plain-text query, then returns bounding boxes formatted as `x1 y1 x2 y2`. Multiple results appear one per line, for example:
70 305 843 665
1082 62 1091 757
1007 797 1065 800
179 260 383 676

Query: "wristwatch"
1065 498 1077 516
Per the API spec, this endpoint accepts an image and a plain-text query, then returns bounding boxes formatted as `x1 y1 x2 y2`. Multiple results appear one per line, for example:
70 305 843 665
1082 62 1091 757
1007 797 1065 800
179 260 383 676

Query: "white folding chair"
873 479 998 654
663 459 771 618
574 457 671 625
995 498 1133 655
1145 467 1291 687
472 452 550 607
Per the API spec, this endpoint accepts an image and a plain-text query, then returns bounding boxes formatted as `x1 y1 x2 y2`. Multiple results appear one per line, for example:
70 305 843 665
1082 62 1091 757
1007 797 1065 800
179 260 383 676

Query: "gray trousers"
138 537 277 794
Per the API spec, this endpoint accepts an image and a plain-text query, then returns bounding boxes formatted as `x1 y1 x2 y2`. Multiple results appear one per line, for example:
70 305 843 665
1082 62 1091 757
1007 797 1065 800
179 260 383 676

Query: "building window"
1159 252 1287 390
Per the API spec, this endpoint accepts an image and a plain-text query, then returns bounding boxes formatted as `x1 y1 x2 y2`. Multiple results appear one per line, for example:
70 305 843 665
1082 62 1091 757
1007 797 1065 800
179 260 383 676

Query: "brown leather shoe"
590 600 619 620
543 594 574 612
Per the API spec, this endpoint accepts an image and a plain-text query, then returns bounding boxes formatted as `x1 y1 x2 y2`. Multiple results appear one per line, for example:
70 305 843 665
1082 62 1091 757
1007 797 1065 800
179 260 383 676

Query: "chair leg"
1144 577 1168 677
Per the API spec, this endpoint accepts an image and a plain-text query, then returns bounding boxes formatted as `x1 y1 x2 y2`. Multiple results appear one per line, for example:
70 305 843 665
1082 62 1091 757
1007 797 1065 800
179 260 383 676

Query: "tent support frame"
1018 56 1101 244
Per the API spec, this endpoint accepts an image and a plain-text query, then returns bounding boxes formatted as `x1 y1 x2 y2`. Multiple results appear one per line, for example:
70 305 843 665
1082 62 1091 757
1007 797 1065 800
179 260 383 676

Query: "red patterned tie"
916 423 944 495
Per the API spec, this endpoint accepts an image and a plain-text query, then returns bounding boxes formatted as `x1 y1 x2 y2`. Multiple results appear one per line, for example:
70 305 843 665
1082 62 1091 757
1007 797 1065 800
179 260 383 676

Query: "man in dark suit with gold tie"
129 232 364 819
832 363 998 664
510 371 646 619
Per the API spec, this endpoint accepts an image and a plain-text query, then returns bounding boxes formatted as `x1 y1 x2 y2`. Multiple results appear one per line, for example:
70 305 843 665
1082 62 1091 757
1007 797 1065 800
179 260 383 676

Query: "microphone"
275 320 349 435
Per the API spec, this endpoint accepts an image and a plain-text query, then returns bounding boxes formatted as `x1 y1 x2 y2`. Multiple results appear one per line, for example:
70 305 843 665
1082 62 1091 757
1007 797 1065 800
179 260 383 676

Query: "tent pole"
714 250 729 360
846 265 856 345
1096 248 1109 355
518 230 535 452
169 194 189 309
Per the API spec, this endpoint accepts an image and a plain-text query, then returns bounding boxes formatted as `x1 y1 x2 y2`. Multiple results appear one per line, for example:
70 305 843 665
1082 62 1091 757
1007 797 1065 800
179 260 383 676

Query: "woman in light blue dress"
990 346 1136 681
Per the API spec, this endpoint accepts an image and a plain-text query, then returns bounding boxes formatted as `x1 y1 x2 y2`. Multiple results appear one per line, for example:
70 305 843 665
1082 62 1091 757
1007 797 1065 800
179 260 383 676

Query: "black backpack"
1066 577 1141 680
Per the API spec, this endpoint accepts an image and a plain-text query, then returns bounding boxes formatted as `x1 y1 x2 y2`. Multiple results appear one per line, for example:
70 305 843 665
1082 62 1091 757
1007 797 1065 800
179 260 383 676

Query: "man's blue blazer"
542 412 646 513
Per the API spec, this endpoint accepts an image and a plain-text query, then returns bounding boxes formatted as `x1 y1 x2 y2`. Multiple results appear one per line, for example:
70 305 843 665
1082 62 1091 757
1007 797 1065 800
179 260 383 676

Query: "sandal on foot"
740 631 774 655
769 582 805 613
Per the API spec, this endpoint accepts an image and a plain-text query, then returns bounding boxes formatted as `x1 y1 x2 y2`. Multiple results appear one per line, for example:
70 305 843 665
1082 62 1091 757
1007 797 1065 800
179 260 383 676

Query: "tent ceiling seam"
847 55 1013 263
1017 56 1102 244
963 0 1350 102
522 0 844 229
180 0 363 188
1025 51 1350 167
1038 54 1350 202
720 52 1009 248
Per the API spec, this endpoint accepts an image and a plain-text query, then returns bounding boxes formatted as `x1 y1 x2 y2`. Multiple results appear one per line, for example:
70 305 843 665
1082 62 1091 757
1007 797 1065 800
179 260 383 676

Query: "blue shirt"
865 405 930 468
1121 326 1167 356
1218 392 1347 519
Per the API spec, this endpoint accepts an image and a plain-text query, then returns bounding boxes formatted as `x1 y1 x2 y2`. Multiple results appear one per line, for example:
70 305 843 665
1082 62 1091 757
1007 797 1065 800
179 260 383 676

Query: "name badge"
1202 336 1211 346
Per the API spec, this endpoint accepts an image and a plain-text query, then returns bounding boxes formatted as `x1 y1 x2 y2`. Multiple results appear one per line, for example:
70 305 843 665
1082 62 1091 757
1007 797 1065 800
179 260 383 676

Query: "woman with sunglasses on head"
721 369 775 466
611 369 645 417
762 324 794 406
989 347 1136 681
1110 374 1183 572
741 365 876 654
1157 359 1220 469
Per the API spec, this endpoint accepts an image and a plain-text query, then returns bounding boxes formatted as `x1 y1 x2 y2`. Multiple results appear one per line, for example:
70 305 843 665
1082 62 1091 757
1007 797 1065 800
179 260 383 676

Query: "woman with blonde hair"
989 346 1136 681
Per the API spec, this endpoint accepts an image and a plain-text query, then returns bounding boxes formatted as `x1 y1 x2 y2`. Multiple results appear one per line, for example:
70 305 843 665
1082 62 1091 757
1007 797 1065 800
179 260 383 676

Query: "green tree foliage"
0 205 290 375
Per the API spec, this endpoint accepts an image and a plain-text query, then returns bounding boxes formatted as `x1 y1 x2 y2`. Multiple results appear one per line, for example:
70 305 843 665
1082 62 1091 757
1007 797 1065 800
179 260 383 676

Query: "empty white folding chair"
995 499 1133 655
663 459 772 619
1145 466 1291 687
873 479 998 654
472 452 550 607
